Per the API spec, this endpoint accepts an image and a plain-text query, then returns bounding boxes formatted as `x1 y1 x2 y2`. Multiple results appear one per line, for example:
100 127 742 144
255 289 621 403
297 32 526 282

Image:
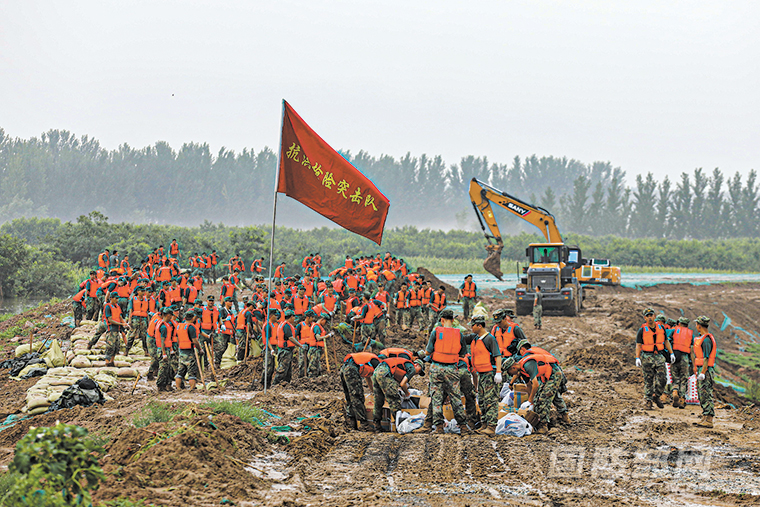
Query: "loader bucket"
483 244 504 280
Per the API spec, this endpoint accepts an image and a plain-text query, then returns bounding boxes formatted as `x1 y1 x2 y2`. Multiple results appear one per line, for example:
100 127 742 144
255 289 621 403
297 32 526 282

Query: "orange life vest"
86 280 101 298
380 347 414 359
408 290 421 307
148 314 161 339
431 293 447 311
345 275 359 290
641 323 665 352
431 326 462 364
672 327 693 354
471 335 494 373
293 296 309 315
274 266 284 278
156 266 172 282
492 324 516 357
395 290 408 309
382 357 414 383
382 270 396 281
104 303 124 329
344 352 378 377
201 305 219 330
277 321 297 348
362 303 381 324
322 294 337 312
157 320 174 348
694 333 717 367
421 288 432 305
236 309 249 331
518 353 558 382
176 322 194 350
462 281 476 298
299 322 316 346
73 289 86 303
131 297 150 318
170 242 179 255
311 323 325 347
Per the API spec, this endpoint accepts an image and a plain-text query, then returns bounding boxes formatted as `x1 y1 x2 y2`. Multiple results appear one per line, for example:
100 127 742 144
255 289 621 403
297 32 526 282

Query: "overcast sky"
1 1 758 184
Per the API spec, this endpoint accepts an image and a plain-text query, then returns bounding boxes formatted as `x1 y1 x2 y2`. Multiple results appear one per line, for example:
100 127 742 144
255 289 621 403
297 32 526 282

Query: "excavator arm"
469 178 563 279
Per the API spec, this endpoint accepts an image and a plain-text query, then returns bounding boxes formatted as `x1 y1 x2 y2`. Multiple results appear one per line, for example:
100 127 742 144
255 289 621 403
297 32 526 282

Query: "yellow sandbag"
17 364 45 378
98 368 118 377
42 339 65 367
47 367 71 376
74 350 91 356
15 343 47 357
27 398 50 410
29 406 49 416
249 339 262 358
49 377 76 386
116 368 137 377
47 391 63 403
220 343 238 370
70 356 92 368
114 361 131 368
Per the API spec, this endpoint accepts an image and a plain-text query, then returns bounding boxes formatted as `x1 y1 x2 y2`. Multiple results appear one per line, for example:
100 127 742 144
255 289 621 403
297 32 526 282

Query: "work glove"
697 373 705 381
520 401 534 411
494 372 503 384
670 354 676 364
635 358 642 368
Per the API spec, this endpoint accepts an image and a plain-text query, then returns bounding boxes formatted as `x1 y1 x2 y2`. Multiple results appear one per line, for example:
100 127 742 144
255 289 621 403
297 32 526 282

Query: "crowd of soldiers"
635 308 717 428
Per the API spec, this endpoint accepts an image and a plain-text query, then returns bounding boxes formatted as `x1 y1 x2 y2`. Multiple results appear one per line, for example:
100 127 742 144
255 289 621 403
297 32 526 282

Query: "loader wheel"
564 290 578 317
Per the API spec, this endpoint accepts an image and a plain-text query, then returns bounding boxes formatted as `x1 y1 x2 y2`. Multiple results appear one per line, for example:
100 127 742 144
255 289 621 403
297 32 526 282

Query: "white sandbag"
28 406 49 416
79 320 98 326
74 350 91 356
116 367 138 377
94 374 117 387
444 418 460 434
49 377 76 386
495 413 533 437
47 391 63 403
472 302 489 318
114 361 131 368
87 355 103 361
98 368 118 377
66 352 76 363
15 343 47 357
91 361 107 368
47 367 71 376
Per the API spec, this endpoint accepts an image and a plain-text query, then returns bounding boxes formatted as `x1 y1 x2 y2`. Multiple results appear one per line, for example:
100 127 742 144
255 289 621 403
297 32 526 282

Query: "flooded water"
438 272 760 292
0 297 48 316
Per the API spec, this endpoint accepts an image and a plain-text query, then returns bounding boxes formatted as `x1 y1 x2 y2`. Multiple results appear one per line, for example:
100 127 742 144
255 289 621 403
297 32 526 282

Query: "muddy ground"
1 283 760 506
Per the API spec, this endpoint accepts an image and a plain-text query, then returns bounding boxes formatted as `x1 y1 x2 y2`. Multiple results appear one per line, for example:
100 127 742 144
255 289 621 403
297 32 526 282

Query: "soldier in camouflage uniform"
156 308 175 391
174 311 200 390
146 314 161 380
506 352 567 434
458 357 479 427
273 310 300 385
413 310 473 434
469 316 502 436
103 293 127 367
340 352 380 431
371 357 424 431
670 317 693 408
692 316 717 428
125 287 149 355
87 320 107 350
308 313 330 377
635 308 674 409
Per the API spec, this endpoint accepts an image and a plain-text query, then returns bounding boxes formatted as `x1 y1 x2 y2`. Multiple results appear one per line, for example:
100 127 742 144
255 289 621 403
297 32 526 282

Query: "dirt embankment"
0 283 758 506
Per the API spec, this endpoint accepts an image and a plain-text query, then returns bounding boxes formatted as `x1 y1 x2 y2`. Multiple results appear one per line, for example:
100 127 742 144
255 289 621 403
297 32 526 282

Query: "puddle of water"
247 451 290 480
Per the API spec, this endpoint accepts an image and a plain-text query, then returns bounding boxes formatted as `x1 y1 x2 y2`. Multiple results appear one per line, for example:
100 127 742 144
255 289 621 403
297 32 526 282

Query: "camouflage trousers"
235 329 249 361
360 323 375 346
88 321 107 349
671 356 691 398
198 331 215 371
375 317 387 341
104 329 123 361
429 363 466 427
395 308 409 327
535 370 568 425
340 362 367 424
262 348 276 388
214 332 234 367
175 350 199 381
126 317 148 353
419 307 430 331
157 351 174 388
477 370 500 427
459 366 479 426
698 367 715 416
73 302 84 325
372 367 402 424
297 345 308 378
85 296 100 321
462 297 475 320
408 307 422 330
273 348 294 385
533 304 543 327
147 336 160 377
307 346 323 377
641 352 666 400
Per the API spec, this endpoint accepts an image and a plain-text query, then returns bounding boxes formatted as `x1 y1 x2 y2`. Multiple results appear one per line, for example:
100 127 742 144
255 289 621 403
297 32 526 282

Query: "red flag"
278 101 390 245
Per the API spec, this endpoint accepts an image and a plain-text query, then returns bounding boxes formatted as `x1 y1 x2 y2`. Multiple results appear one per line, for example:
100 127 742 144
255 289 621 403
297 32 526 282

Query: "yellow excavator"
469 178 621 316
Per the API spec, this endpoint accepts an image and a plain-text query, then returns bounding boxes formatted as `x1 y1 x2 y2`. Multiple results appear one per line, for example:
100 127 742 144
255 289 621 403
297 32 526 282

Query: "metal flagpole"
263 99 286 393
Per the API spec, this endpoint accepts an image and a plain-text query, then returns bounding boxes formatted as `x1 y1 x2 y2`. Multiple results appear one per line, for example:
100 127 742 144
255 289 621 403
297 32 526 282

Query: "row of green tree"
1 128 757 238
2 213 760 297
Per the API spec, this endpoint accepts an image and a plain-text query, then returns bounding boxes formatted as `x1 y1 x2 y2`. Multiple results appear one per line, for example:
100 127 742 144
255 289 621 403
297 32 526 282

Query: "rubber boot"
189 379 197 390
175 378 182 391
672 391 679 408
678 398 686 409
696 416 714 428
653 396 664 409
412 420 433 434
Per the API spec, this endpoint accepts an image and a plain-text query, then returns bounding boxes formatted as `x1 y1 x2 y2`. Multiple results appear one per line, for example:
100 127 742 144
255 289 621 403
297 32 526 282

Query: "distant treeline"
1 128 757 238
2 214 760 298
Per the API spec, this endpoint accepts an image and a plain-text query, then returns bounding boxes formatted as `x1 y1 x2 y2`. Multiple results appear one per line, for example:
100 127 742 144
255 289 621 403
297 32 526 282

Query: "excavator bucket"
483 244 504 280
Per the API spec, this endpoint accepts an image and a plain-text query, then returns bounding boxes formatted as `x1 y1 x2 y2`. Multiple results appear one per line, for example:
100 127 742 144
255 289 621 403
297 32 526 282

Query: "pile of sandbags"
22 366 121 416
68 325 150 374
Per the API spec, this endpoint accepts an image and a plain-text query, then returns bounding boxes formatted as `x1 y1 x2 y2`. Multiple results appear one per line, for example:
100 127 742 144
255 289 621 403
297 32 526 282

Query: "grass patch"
132 402 183 428
0 326 23 341
721 352 760 370
0 313 15 324
200 400 270 426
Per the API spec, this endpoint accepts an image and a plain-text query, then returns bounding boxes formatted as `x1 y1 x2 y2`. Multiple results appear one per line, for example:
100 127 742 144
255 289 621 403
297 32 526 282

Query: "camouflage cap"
642 308 655 316
678 317 690 326
470 316 486 326
515 339 531 352
655 315 666 322
440 309 454 320
502 357 516 371
695 315 710 327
